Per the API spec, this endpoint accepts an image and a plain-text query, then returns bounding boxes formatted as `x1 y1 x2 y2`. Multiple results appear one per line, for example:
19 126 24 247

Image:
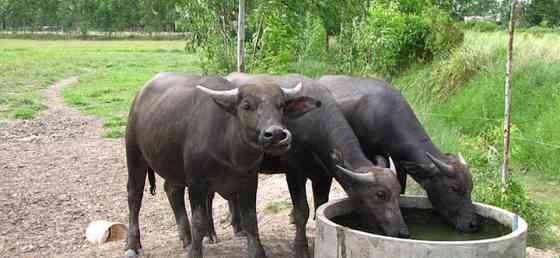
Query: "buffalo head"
331 150 409 238
197 82 321 156
405 152 479 233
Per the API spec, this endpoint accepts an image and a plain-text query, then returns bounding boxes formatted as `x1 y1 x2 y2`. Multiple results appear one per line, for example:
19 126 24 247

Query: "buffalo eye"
240 101 252 110
376 191 388 201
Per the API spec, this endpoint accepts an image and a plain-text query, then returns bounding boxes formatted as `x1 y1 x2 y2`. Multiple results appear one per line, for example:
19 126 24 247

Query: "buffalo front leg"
286 172 311 258
238 177 266 258
188 186 211 258
311 176 332 219
227 196 245 236
164 181 192 249
395 163 407 194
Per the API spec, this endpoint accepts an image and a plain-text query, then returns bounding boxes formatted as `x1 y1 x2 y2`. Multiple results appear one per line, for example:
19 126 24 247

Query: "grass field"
0 40 200 136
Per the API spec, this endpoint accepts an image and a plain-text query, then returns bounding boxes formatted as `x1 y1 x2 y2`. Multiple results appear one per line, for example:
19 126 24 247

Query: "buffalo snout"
457 213 480 233
259 126 291 147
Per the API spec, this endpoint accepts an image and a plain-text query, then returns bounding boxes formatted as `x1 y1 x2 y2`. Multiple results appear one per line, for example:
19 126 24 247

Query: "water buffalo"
125 73 320 258
318 75 480 233
224 74 409 258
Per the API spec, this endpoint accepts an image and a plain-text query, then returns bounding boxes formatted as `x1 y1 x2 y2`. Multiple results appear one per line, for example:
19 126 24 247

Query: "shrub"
345 2 463 78
354 3 409 77
464 21 501 32
423 6 464 57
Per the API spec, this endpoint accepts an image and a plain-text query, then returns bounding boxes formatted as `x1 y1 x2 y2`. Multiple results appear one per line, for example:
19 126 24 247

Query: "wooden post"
237 0 246 72
501 0 518 190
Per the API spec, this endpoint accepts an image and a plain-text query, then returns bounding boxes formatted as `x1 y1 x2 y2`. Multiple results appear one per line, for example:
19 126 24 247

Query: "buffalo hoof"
289 210 296 225
295 248 310 258
203 235 219 245
124 248 144 257
233 230 247 237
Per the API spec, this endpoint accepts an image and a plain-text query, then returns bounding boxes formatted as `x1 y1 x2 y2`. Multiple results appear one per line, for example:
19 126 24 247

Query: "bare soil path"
0 78 556 258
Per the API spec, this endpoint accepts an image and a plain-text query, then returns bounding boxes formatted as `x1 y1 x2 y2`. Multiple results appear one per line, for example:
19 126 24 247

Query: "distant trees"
0 0 183 33
521 0 560 27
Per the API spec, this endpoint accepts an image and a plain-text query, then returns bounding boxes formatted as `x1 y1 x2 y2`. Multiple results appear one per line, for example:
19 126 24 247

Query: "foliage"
0 0 182 33
520 0 560 28
342 1 463 77
463 21 502 32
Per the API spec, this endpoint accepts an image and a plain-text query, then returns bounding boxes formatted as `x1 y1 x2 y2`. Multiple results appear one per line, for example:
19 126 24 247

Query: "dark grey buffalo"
125 73 320 258
223 73 409 258
318 75 480 233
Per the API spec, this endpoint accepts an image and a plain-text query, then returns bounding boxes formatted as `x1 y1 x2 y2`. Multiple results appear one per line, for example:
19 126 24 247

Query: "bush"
341 2 463 78
464 21 502 32
354 3 410 77
423 6 464 57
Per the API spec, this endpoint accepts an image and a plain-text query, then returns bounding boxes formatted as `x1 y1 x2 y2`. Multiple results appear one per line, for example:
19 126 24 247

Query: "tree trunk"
501 0 518 190
237 0 246 72
251 15 263 70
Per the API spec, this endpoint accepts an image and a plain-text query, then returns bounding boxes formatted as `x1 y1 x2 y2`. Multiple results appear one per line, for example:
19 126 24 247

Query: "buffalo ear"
330 149 344 165
284 97 321 119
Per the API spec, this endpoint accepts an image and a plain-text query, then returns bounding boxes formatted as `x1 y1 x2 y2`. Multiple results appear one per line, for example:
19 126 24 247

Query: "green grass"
265 200 292 214
1 39 201 136
394 31 560 248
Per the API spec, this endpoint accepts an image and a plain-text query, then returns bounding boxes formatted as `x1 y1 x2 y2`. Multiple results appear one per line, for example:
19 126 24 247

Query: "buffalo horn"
282 82 302 97
426 152 453 173
458 153 467 165
196 85 239 102
335 164 375 183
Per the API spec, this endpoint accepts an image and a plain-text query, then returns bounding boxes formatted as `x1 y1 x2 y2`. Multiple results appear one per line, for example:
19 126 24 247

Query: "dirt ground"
0 78 557 258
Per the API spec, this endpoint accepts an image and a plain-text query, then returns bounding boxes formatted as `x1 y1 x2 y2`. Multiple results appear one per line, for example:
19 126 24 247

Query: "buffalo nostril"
263 131 273 139
275 130 287 141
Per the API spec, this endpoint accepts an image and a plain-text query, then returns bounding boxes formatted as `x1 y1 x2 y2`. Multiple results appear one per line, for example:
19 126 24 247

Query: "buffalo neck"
388 113 445 165
298 95 372 171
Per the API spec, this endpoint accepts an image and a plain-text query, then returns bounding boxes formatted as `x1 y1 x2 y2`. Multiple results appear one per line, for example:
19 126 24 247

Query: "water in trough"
332 208 511 241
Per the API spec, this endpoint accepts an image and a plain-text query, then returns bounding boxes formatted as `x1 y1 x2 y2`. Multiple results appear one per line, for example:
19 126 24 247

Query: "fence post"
501 0 518 191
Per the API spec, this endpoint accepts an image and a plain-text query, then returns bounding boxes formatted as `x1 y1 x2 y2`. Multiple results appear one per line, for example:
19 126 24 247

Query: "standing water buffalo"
223 74 409 258
125 73 321 258
318 75 480 233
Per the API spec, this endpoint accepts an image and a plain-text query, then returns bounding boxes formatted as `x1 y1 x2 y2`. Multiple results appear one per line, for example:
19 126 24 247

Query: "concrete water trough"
314 195 527 258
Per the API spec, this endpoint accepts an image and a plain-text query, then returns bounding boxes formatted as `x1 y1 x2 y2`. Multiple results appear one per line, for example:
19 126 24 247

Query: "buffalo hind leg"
163 181 192 249
204 192 218 243
125 145 148 257
286 172 311 258
238 177 266 258
188 185 211 258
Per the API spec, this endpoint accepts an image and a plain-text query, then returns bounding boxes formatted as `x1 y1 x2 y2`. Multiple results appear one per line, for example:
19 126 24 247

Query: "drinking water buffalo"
318 75 480 233
224 73 409 258
125 73 320 258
